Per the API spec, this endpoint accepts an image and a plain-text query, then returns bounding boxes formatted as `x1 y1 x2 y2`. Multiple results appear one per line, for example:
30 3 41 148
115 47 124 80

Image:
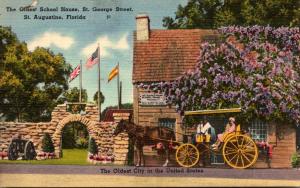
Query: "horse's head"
113 119 127 136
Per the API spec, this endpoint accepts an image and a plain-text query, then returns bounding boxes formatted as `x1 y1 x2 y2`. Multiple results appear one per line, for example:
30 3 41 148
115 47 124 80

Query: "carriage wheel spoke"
186 157 192 165
225 146 237 153
187 148 194 155
241 152 251 164
228 153 238 163
240 154 245 167
244 152 255 158
189 155 198 159
243 148 255 152
183 146 188 154
235 136 241 148
243 139 253 148
235 154 240 166
240 136 245 148
225 146 236 152
224 150 238 155
229 141 239 150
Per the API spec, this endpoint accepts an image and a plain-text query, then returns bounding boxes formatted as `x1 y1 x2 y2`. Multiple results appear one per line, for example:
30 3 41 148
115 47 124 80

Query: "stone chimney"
136 14 150 41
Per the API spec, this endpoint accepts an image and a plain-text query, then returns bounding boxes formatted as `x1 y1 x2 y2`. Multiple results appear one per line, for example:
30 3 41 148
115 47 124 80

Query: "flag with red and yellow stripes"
108 65 119 82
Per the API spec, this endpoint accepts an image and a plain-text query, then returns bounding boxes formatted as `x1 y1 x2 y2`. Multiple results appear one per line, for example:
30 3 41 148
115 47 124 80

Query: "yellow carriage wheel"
222 134 258 169
176 144 200 168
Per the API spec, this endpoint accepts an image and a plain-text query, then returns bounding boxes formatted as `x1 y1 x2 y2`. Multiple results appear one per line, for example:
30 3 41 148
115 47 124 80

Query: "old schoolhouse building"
132 14 299 168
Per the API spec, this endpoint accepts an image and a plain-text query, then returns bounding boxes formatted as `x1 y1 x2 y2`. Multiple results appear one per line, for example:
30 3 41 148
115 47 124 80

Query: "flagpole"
97 44 101 121
117 62 120 109
119 81 122 109
79 60 82 103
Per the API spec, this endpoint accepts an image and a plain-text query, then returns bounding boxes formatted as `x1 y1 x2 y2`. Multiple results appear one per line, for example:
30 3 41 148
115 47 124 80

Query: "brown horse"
113 119 176 167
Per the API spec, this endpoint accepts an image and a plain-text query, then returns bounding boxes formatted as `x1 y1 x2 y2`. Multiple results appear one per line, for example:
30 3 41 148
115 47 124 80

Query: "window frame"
158 118 176 130
248 119 268 142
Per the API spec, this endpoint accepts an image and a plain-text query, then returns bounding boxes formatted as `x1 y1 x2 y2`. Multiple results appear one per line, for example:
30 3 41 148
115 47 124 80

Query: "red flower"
267 144 273 158
95 156 101 161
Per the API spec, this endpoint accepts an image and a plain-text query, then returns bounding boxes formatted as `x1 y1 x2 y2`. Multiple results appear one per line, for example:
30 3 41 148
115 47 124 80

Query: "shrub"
291 153 299 168
62 125 76 149
42 133 54 153
76 137 88 149
88 137 98 155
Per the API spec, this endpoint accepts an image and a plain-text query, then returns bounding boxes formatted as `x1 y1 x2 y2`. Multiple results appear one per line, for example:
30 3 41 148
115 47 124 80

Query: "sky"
0 0 187 111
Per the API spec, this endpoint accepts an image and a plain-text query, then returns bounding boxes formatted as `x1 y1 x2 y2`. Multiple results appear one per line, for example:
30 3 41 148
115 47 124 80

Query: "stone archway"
0 103 130 164
52 114 100 157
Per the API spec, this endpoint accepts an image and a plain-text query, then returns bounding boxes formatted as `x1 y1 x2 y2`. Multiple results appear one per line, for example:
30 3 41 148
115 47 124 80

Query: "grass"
0 149 92 165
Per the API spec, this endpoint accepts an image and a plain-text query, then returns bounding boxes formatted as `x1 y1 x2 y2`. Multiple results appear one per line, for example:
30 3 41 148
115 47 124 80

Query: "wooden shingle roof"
133 29 218 83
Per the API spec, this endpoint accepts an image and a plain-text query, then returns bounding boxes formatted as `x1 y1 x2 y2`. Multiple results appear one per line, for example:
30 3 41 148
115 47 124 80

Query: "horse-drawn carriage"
176 108 258 169
114 108 258 169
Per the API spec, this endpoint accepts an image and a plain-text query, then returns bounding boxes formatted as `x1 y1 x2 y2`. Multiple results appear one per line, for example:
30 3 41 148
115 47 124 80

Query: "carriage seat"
196 134 211 143
222 124 241 143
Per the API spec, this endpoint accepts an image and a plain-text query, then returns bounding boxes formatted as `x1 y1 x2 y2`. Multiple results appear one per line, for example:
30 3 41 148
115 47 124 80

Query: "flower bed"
87 153 115 164
36 152 56 160
0 151 8 160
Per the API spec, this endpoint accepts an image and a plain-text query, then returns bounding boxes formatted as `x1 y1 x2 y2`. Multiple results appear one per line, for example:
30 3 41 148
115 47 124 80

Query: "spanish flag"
108 65 119 82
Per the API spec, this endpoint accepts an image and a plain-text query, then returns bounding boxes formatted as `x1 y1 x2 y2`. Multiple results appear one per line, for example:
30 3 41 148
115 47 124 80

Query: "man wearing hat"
197 116 212 136
194 116 216 143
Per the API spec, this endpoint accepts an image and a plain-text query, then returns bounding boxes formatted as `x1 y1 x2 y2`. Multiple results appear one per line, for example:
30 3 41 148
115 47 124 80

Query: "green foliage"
163 0 300 29
62 122 88 149
291 153 299 168
0 26 72 122
88 137 98 155
42 133 54 153
62 125 76 149
75 137 88 149
163 0 222 29
57 87 88 104
93 91 105 105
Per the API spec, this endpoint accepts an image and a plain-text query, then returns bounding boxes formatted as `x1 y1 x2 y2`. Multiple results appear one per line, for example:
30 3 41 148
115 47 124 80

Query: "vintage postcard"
0 0 300 187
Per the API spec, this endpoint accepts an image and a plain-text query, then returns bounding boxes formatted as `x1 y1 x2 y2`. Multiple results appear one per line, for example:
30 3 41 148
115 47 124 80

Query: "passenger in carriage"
212 117 236 150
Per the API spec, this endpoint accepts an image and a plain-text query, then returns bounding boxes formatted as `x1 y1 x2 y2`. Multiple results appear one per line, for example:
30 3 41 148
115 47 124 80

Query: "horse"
113 119 176 167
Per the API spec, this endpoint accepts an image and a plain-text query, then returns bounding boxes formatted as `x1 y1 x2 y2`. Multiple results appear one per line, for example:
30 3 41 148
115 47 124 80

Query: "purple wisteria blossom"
138 26 300 125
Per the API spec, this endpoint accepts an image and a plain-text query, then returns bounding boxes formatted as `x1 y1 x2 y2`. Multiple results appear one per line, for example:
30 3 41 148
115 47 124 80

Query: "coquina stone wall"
0 104 129 165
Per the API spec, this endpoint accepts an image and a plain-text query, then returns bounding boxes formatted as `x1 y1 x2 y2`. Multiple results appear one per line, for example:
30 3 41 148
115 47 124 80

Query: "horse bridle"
125 122 137 136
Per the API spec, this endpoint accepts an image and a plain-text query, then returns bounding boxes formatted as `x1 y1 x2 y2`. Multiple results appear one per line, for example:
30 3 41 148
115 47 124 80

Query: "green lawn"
0 149 92 165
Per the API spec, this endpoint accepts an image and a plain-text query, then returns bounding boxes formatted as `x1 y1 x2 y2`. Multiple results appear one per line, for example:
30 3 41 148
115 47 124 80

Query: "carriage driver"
197 116 211 135
194 116 216 143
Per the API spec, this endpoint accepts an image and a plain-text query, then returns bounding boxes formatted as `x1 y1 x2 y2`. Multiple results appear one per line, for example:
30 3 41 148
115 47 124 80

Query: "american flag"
85 47 99 69
69 64 80 82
